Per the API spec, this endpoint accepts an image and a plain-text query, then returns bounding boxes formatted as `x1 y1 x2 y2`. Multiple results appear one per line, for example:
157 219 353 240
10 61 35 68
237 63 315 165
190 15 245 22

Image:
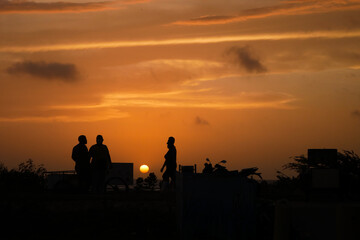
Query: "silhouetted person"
72 135 91 192
161 136 177 189
89 135 112 193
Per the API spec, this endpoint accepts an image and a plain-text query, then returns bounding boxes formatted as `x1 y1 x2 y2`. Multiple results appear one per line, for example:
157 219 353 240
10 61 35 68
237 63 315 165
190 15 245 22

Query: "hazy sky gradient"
1 0 360 179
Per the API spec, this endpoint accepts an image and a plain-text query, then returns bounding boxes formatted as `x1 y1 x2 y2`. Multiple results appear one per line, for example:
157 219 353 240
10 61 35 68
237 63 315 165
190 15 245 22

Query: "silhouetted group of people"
72 135 112 193
72 135 177 193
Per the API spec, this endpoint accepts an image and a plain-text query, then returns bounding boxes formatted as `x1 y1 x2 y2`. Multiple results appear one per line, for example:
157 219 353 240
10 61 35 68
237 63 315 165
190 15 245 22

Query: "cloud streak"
0 57 296 123
120 0 150 4
105 59 226 89
51 89 296 110
1 30 360 53
171 0 360 25
6 61 78 82
0 0 117 14
0 109 129 123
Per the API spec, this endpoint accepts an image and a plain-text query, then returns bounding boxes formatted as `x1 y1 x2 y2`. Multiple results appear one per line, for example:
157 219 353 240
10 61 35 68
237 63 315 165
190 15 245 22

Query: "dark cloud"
195 116 210 125
227 46 267 73
7 61 78 82
0 0 115 14
351 110 360 118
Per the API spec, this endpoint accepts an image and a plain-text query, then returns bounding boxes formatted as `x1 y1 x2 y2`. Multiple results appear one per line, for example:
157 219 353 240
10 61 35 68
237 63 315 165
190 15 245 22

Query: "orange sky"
1 0 360 179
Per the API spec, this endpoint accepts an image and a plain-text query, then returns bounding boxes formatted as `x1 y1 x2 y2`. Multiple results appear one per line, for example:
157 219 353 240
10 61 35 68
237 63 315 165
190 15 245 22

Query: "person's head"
78 135 87 144
167 136 175 147
96 135 104 145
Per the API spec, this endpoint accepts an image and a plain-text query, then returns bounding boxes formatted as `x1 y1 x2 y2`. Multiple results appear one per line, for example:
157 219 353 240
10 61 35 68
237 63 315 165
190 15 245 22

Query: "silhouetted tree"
135 177 144 191
276 150 360 196
285 150 360 173
144 172 157 191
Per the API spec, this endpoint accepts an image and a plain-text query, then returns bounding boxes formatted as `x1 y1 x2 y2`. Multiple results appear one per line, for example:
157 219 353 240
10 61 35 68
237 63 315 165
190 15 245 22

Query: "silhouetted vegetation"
135 172 158 191
283 150 360 174
144 172 158 190
0 159 46 193
135 177 144 190
276 150 360 197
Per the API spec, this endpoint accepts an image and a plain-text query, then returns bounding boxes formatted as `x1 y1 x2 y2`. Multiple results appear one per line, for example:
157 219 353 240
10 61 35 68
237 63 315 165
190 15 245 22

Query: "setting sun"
140 165 149 174
0 0 359 181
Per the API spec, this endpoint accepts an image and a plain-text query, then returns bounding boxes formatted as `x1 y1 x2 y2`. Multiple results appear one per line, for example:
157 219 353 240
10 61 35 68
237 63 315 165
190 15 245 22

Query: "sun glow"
140 165 149 174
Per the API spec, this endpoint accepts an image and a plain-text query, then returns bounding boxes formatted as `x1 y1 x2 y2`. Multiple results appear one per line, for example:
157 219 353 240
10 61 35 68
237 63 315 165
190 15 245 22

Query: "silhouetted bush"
0 159 46 193
135 173 158 191
276 150 360 196
144 172 157 190
135 177 144 190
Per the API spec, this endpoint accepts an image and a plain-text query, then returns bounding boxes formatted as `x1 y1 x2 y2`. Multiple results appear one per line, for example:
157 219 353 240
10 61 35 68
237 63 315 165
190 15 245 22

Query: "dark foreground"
2 189 360 240
0 191 177 240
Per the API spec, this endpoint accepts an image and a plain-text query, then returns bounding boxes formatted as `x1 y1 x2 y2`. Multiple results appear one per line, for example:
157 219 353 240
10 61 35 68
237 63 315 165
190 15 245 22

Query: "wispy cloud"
105 59 226 89
120 0 151 4
0 0 153 14
0 109 129 123
6 61 78 82
2 30 360 53
0 0 118 14
133 59 223 69
171 0 360 25
0 57 297 123
50 89 296 110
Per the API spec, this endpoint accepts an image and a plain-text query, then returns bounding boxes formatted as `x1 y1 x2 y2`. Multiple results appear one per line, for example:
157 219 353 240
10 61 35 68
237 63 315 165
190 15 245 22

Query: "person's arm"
161 156 167 172
106 146 112 168
71 146 77 162
160 162 166 172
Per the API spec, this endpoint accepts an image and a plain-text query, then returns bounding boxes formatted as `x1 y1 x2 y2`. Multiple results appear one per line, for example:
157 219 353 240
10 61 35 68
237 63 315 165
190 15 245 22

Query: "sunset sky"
1 0 360 179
